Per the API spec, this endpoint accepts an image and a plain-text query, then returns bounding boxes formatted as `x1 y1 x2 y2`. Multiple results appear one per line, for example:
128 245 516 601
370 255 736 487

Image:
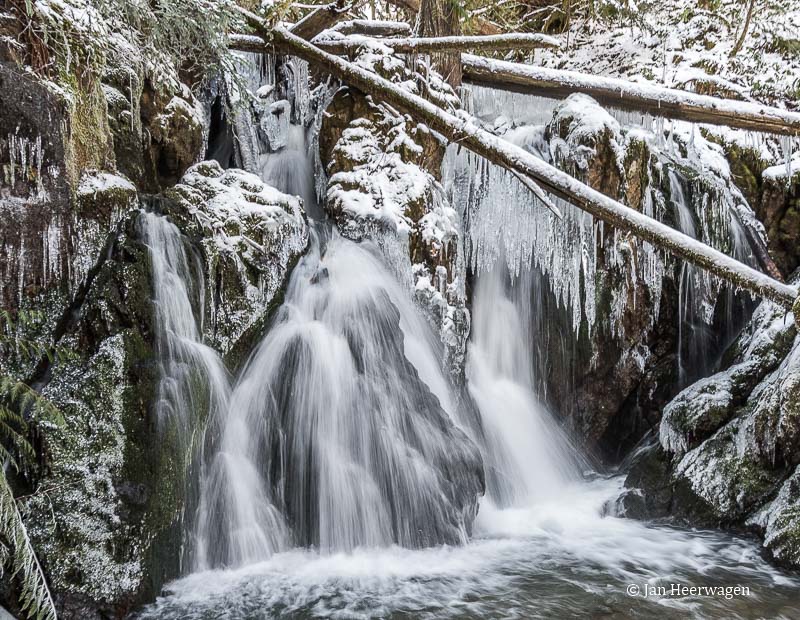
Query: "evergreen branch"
0 473 57 620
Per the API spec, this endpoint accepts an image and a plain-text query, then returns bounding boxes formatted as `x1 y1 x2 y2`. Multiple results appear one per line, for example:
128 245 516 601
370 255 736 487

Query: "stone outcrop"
20 164 308 617
165 161 309 359
319 39 469 377
624 292 800 568
490 94 771 460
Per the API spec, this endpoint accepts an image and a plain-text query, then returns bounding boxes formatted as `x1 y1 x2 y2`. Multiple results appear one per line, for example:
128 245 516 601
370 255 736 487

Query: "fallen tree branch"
238 16 799 310
331 19 412 37
311 32 560 54
229 32 559 56
462 55 800 136
290 0 354 40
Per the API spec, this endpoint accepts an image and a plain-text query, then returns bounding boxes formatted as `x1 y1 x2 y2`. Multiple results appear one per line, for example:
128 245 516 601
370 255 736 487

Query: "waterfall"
199 233 481 558
188 75 483 566
467 262 579 507
259 124 318 218
134 69 800 620
140 212 232 568
142 211 231 445
668 169 703 385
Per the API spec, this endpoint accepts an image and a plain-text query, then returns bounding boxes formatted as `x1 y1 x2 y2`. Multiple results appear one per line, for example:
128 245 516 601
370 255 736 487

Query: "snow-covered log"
228 32 559 56
332 19 412 37
238 14 799 311
290 0 353 40
462 55 800 137
311 32 560 54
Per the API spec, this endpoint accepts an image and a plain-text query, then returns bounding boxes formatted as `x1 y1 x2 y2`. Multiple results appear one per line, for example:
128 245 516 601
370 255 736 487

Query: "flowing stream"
134 72 800 619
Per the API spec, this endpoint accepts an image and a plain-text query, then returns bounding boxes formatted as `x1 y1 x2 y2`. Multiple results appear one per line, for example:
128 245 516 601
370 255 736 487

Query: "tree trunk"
730 0 756 57
389 0 501 35
461 54 800 136
416 0 462 88
236 15 799 310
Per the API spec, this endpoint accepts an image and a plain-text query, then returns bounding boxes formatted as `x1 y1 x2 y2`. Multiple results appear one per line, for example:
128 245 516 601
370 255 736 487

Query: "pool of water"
133 478 799 619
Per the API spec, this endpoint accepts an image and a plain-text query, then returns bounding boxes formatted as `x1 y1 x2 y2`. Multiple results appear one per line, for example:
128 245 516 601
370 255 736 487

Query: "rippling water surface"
134 477 800 620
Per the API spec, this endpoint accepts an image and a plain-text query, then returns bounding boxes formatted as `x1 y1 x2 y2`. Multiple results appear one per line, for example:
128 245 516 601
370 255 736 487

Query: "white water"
141 212 231 454
134 70 800 620
194 230 482 565
467 261 580 507
135 475 799 620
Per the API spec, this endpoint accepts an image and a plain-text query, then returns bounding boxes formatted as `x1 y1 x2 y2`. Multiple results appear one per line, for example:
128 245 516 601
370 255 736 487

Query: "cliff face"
0 7 308 617
621 289 800 568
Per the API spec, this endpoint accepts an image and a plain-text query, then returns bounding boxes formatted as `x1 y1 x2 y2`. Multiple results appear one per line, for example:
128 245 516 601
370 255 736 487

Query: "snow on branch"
311 32 561 54
462 55 800 137
236 10 799 311
331 19 412 37
229 32 560 56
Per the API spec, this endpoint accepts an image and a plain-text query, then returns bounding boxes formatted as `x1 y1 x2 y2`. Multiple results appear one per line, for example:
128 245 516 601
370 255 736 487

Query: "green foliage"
0 310 65 620
0 474 57 620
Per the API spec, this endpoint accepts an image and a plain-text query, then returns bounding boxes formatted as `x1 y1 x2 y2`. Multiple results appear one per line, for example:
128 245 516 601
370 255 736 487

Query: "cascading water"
467 261 579 507
134 65 800 620
203 232 481 557
140 211 233 568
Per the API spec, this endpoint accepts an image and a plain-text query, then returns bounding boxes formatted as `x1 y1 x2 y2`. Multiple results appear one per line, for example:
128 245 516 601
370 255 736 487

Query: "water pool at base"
134 477 800 620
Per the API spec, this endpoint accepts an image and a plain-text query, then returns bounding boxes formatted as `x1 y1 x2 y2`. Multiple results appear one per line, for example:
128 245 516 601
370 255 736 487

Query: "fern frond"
0 472 57 620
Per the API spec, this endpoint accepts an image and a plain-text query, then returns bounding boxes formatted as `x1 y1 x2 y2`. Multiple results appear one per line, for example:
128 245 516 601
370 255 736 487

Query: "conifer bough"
239 13 799 313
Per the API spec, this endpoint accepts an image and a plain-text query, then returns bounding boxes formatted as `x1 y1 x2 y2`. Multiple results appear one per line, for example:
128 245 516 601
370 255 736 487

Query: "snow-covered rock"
166 161 309 356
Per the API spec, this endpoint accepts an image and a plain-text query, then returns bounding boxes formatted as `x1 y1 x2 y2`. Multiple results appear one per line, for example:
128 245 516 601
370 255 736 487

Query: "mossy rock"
21 215 184 619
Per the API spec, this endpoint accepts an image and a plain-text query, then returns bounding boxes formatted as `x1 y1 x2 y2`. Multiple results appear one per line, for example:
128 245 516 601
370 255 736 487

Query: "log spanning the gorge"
462 55 800 137
239 17 800 311
311 32 561 54
228 32 559 56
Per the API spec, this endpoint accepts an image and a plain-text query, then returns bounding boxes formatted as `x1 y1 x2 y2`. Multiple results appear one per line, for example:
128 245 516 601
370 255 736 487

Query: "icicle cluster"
449 86 768 344
1 134 45 196
444 145 598 335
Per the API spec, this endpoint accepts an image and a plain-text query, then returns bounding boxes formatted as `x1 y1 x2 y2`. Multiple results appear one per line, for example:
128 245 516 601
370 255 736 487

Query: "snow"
176 162 305 246
463 54 800 134
77 171 136 196
530 0 800 108
763 154 800 180
327 120 433 236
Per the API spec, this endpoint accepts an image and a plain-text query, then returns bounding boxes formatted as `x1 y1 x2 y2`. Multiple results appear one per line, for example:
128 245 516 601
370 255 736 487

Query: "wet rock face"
760 169 800 277
24 219 168 619
516 94 766 459
717 139 800 279
102 41 205 192
0 65 85 314
627 292 800 568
